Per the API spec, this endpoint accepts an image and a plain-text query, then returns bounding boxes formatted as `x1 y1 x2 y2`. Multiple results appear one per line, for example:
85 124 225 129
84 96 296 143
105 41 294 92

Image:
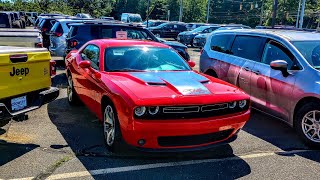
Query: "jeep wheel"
295 101 320 148
103 104 125 152
67 75 81 105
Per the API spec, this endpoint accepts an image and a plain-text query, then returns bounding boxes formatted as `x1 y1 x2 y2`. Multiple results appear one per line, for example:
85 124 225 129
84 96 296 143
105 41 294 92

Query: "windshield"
292 41 320 69
129 15 142 23
190 26 208 33
105 47 191 72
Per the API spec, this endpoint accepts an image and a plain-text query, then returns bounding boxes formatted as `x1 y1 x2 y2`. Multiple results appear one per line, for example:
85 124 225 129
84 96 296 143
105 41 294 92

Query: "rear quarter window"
210 34 235 54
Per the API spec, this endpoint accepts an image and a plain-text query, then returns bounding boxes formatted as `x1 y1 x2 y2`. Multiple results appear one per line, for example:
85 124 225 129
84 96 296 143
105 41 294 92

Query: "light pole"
179 0 183 22
146 0 150 28
299 0 306 29
296 0 301 28
259 0 264 26
206 0 211 23
271 0 278 28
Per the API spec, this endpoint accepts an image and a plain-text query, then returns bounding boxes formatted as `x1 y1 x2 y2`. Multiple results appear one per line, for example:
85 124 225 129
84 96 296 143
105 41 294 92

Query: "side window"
165 24 173 29
210 34 234 54
173 25 178 29
82 45 100 70
230 36 265 62
262 40 295 69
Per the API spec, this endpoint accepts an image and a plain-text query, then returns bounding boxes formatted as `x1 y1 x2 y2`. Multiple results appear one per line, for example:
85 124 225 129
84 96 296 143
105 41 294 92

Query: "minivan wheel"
295 101 320 148
103 104 124 152
67 75 81 105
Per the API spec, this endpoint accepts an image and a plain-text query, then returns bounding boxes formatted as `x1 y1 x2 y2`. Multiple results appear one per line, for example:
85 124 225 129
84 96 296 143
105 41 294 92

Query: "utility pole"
179 0 183 22
206 0 211 23
146 0 150 28
259 1 264 26
296 0 301 28
299 0 306 29
271 0 278 28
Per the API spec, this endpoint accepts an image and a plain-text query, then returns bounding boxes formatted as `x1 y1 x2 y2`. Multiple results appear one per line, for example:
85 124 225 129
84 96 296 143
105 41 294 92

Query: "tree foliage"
0 0 319 28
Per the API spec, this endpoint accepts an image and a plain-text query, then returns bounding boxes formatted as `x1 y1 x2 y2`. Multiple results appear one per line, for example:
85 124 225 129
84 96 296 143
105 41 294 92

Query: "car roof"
214 29 320 41
69 21 143 28
89 39 169 48
56 18 94 22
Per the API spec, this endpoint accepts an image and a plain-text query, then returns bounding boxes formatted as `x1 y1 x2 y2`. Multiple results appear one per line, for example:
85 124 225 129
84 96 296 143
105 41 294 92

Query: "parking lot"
1 48 320 180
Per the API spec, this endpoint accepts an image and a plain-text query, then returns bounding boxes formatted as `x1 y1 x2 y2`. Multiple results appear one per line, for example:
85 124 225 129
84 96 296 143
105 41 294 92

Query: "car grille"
136 102 249 120
158 129 234 147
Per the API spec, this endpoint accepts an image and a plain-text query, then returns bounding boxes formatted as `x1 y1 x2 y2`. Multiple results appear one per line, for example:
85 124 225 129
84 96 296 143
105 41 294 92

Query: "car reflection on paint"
65 39 250 153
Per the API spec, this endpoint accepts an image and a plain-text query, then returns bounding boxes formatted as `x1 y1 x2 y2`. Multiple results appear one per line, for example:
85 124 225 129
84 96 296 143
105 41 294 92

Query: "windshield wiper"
108 68 145 72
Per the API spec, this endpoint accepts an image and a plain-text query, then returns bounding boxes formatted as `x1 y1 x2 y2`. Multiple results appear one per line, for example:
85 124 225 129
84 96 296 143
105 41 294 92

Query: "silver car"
49 19 92 57
200 29 320 147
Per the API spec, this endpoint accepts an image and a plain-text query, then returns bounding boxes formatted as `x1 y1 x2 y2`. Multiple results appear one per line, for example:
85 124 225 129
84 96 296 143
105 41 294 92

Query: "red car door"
79 44 104 116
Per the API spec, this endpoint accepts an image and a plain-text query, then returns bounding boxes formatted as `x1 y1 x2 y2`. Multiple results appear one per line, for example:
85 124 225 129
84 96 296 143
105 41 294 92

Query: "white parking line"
9 149 314 180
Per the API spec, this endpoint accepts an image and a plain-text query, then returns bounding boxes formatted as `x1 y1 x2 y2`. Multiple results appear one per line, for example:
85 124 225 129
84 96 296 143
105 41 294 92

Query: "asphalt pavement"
0 48 320 180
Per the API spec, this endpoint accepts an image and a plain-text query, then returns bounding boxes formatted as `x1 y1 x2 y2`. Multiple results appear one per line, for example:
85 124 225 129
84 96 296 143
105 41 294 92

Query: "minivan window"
292 41 320 69
262 41 294 69
210 34 234 54
230 36 265 62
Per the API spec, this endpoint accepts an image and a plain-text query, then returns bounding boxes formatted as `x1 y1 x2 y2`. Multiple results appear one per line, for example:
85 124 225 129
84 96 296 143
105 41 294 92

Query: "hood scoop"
147 82 167 86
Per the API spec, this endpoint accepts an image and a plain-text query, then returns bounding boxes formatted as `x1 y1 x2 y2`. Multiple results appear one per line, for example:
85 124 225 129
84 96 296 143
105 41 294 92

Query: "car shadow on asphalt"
243 109 320 163
0 139 39 166
47 97 251 179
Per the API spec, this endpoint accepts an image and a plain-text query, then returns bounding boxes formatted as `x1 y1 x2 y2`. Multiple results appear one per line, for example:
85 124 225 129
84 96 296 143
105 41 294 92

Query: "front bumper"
121 110 250 150
0 87 59 121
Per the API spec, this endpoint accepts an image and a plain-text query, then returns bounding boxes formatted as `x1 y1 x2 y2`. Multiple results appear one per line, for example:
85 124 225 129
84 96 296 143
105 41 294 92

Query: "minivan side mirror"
270 60 290 77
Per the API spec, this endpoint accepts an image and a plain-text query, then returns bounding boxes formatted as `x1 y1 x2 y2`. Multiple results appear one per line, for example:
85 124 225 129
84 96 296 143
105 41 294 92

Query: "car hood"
106 71 245 103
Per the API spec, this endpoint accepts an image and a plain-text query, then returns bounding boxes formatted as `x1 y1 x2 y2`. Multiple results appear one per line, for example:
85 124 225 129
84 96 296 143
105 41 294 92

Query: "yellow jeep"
0 46 59 125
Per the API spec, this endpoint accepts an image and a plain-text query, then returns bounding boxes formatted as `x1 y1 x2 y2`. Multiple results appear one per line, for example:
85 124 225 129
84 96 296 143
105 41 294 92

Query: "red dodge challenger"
65 39 250 152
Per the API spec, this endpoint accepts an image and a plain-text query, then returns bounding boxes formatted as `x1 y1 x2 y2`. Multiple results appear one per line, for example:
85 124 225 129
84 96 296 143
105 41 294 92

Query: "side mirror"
188 61 196 68
79 60 91 69
270 60 290 77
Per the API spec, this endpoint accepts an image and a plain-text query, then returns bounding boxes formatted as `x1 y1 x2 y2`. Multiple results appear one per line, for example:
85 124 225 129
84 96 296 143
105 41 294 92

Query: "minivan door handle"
252 70 260 75
243 67 251 71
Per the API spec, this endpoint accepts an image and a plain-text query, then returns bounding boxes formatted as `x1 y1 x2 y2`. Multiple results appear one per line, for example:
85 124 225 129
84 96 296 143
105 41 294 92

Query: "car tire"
294 101 320 148
103 104 125 153
0 119 10 127
67 75 81 106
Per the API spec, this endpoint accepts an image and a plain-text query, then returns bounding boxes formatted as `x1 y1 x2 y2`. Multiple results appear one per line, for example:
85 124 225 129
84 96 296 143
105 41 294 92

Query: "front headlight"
148 106 160 115
239 100 247 108
134 106 146 116
229 101 237 109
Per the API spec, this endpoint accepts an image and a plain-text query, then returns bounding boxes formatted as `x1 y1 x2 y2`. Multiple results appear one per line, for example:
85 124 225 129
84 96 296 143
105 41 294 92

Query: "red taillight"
55 32 62 37
69 40 78 47
50 60 56 77
35 42 43 48
200 48 203 55
42 27 47 32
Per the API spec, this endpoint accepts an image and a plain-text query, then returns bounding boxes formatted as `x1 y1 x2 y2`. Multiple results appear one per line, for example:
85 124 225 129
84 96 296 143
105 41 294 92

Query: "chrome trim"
163 106 200 113
201 103 228 112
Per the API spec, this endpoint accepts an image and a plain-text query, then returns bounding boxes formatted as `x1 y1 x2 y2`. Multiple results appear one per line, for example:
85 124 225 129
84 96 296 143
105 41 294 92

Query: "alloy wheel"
104 105 115 146
302 110 320 143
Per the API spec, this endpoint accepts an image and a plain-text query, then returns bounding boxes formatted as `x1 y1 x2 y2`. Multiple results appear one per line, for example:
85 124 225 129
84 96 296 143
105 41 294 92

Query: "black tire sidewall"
67 75 81 106
295 101 320 148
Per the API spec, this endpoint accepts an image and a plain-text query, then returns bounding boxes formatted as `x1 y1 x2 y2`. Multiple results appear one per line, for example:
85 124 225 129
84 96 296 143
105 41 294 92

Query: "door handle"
252 70 260 75
243 67 251 71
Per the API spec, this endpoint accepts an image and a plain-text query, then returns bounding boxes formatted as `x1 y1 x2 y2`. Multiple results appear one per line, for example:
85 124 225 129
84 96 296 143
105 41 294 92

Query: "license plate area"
11 96 27 111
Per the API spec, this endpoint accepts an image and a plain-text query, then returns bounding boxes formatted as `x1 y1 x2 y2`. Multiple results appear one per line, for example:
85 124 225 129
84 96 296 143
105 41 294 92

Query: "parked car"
178 25 220 47
26 12 38 26
185 23 207 31
65 39 250 152
76 13 92 19
142 20 167 28
66 21 190 60
13 12 25 28
39 16 69 48
193 26 250 48
49 19 94 57
0 12 13 28
148 22 187 39
0 46 59 126
200 29 320 148
0 28 43 47
100 16 115 21
121 13 142 23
